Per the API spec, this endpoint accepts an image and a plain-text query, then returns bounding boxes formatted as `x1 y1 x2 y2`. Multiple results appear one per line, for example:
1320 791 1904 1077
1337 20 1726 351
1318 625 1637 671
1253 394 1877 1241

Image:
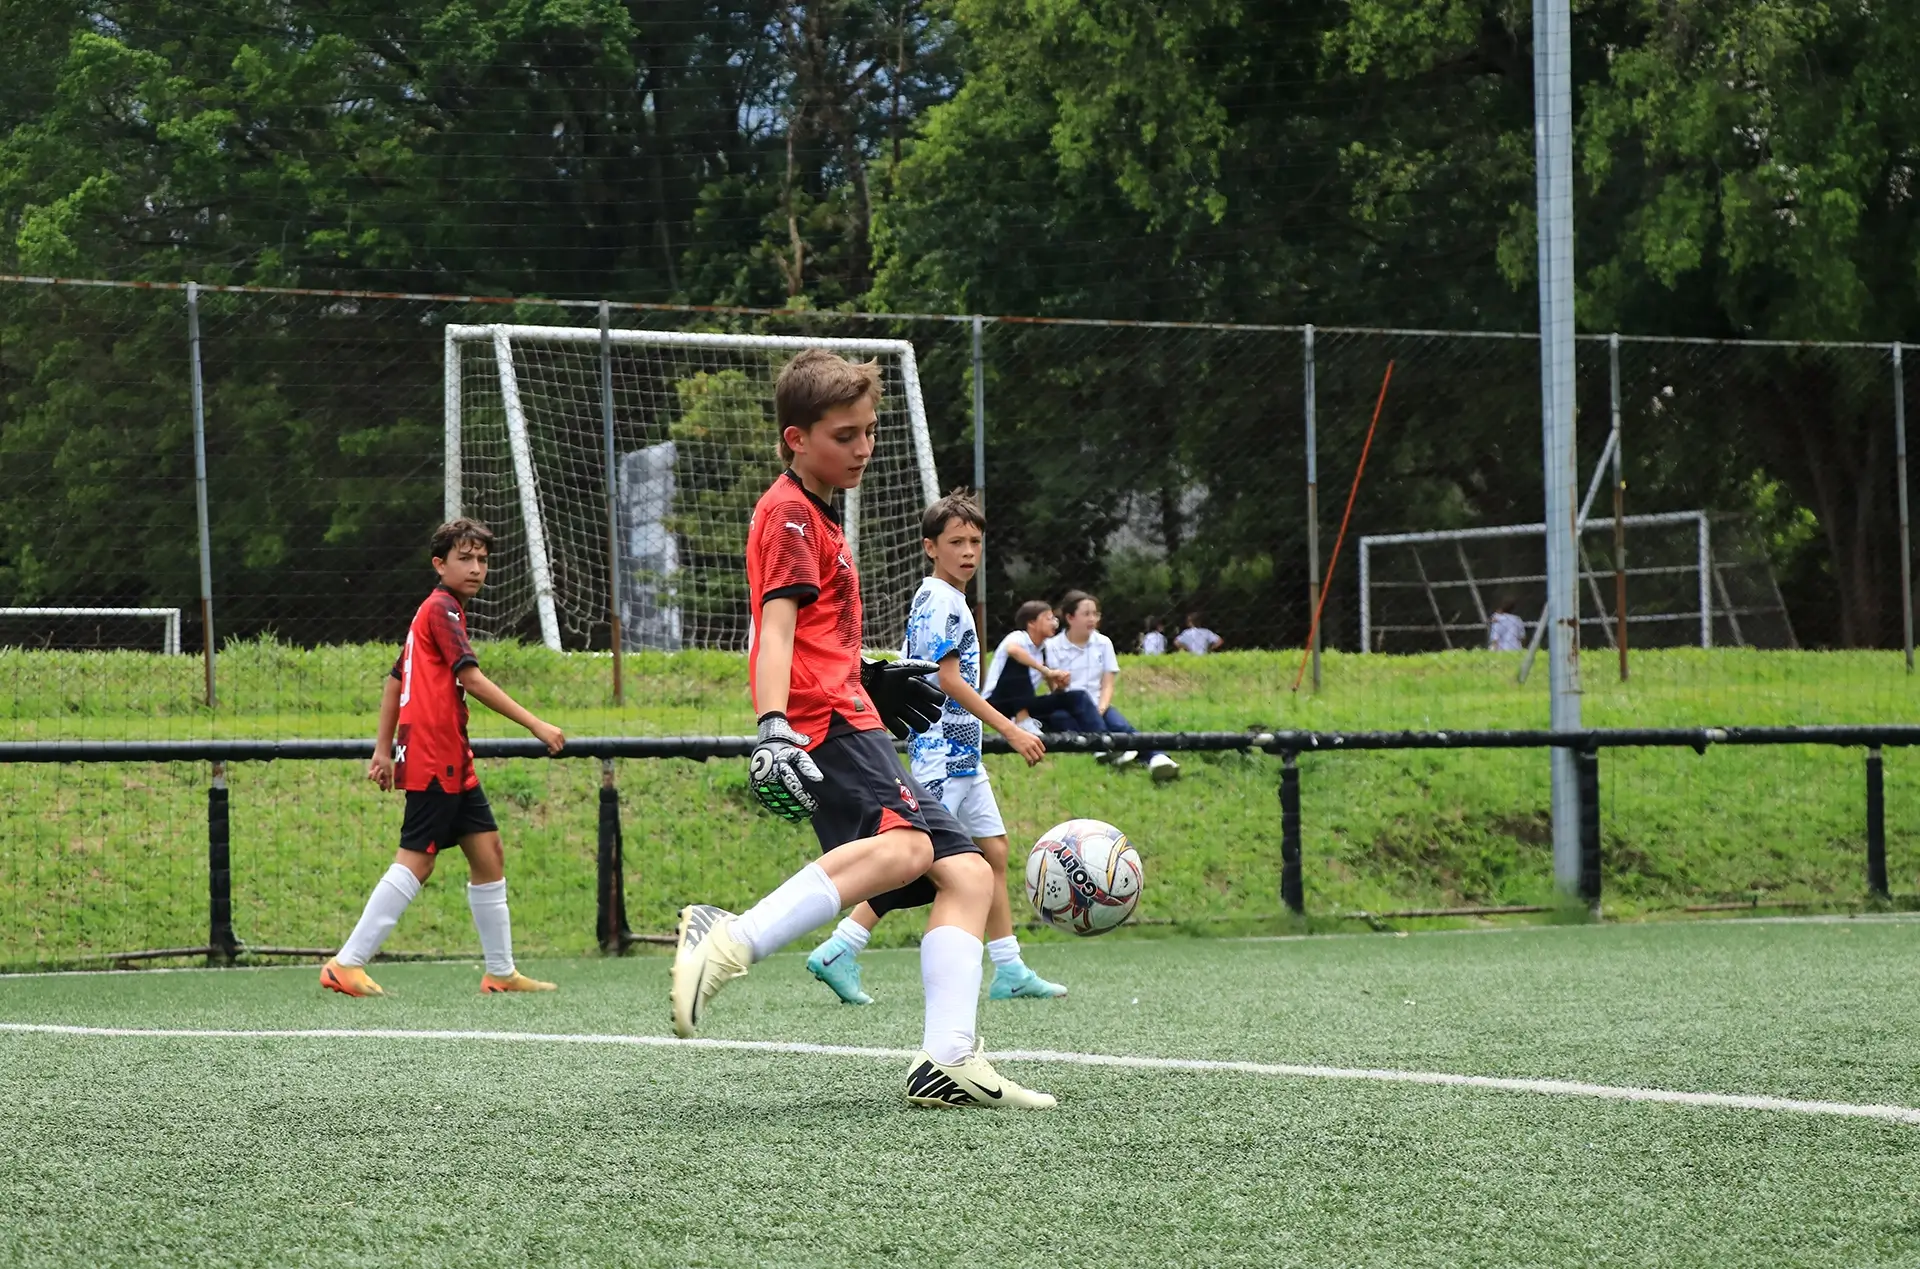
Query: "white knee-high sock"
986 935 1022 967
834 917 872 952
337 864 422 967
731 862 842 962
467 879 514 976
920 925 984 1065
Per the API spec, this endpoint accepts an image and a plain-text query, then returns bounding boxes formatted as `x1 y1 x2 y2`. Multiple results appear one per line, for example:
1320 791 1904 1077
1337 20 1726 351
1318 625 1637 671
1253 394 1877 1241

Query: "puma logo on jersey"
785 520 807 537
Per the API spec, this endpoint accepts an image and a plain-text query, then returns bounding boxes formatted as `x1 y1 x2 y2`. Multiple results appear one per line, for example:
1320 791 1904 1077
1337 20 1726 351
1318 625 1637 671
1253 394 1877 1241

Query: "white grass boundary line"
4 1021 1916 1126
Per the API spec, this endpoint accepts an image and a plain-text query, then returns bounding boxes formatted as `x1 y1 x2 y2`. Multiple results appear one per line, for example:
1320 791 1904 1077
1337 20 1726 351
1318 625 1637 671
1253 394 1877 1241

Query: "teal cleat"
806 935 873 1005
989 962 1068 1000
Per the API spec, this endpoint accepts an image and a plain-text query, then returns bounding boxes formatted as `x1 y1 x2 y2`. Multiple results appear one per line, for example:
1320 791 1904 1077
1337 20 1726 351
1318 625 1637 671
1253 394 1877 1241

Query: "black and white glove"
861 657 946 740
748 712 823 822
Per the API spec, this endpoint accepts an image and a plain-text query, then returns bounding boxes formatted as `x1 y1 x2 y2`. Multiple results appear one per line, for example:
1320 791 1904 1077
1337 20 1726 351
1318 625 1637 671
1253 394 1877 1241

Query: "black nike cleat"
904 1045 1056 1109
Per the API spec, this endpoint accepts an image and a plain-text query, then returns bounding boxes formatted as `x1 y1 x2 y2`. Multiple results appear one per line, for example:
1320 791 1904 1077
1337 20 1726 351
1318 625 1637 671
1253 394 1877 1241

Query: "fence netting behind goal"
451 328 936 652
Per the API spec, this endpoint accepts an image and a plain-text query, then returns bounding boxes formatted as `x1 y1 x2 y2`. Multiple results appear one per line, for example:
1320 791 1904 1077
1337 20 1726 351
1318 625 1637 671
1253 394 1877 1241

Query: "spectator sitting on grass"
983 600 1106 736
1174 612 1223 655
1488 599 1526 652
1044 590 1179 783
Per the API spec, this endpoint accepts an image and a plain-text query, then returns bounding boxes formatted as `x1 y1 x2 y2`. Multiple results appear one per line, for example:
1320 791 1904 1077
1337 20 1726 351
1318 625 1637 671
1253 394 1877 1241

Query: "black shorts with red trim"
398 782 498 855
807 727 978 915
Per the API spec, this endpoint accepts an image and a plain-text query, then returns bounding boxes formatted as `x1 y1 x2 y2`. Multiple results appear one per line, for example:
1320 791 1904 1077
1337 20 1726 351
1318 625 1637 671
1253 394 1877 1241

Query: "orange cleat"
320 958 385 997
480 969 557 994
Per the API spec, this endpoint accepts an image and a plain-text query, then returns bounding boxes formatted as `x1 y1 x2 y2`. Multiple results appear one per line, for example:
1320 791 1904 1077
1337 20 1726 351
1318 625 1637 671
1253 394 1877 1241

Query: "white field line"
2 1021 1916 1126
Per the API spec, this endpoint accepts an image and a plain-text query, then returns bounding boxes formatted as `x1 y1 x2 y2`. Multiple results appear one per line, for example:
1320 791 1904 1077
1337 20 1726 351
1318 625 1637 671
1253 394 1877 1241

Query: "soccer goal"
444 324 940 652
1358 511 1797 654
0 607 183 654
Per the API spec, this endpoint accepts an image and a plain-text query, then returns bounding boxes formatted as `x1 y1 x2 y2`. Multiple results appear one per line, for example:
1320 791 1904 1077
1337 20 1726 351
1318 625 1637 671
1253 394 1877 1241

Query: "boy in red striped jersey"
668 348 1054 1109
321 518 566 997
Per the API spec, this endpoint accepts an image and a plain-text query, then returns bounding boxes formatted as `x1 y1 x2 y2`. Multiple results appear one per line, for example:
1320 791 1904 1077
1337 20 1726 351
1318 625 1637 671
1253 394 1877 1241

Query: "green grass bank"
3 644 1917 968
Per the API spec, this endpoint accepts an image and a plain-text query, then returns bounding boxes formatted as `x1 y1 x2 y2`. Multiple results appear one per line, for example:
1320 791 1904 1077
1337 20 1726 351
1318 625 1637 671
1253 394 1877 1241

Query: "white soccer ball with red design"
1024 818 1142 936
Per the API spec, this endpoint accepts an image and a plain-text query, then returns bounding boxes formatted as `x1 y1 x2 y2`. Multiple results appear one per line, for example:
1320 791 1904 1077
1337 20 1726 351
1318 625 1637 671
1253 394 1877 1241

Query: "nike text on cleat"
480 970 557 993
670 904 752 1038
1148 753 1180 782
904 1049 1056 1110
805 935 874 1005
988 962 1068 1000
319 958 384 998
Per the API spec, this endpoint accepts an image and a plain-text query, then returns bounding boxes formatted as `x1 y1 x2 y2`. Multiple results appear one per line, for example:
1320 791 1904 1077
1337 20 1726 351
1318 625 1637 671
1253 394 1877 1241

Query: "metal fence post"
1866 746 1888 898
972 315 988 632
1534 0 1583 893
1895 343 1912 672
601 300 623 704
207 761 237 964
1304 325 1322 688
187 282 217 707
1577 747 1602 912
596 757 633 952
1279 752 1304 914
1610 333 1627 681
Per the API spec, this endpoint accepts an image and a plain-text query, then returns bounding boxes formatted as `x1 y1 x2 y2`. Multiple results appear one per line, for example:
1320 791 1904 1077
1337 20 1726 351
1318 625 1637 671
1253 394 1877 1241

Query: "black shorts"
808 728 979 915
398 783 498 855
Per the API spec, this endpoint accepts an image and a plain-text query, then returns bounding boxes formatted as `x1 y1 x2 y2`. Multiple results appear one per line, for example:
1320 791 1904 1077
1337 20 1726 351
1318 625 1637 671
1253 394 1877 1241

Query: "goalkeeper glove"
749 712 823 822
861 658 945 740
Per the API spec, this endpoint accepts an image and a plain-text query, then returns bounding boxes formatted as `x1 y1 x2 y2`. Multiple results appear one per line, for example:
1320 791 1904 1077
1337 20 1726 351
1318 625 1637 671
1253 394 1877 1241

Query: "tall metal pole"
187 282 217 708
971 315 988 635
1895 342 1913 672
1610 333 1627 681
602 300 623 704
1304 325 1322 690
1534 0 1582 893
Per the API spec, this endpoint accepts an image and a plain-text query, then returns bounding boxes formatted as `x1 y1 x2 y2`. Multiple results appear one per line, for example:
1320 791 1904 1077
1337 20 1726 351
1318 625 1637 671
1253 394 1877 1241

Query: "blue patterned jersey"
902 576 984 788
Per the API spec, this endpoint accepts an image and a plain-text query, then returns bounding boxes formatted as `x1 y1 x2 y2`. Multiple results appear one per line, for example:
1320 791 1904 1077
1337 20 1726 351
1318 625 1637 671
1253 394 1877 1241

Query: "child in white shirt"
1043 590 1178 782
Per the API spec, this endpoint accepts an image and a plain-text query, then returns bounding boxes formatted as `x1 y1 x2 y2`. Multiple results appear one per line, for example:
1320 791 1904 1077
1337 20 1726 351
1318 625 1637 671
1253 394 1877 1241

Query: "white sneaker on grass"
1149 753 1180 782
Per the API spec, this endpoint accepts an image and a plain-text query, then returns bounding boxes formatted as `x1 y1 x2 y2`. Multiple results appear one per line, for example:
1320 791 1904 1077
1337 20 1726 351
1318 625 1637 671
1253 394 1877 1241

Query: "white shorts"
935 773 1005 841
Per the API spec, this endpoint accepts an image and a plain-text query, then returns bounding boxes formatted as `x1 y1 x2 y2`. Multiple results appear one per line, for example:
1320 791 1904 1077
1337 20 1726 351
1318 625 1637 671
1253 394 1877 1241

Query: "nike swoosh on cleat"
821 952 844 966
971 1081 1003 1100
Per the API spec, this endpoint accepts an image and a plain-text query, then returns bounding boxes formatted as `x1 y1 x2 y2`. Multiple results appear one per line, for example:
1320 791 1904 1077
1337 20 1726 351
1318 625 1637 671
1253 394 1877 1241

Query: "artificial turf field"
4 917 1920 1267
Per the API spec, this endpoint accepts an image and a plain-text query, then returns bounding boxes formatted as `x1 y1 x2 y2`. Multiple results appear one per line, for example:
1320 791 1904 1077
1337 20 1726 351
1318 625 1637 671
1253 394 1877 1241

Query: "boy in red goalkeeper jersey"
320 518 566 997
668 348 1055 1109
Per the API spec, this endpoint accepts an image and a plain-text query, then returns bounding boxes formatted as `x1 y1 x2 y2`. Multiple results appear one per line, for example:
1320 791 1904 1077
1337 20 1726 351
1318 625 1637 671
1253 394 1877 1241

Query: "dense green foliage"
4 3 1920 647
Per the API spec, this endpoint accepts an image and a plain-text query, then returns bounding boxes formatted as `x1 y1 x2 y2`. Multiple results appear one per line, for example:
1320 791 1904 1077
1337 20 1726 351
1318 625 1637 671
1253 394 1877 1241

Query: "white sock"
920 925 984 1066
337 864 422 967
731 863 843 962
986 935 1023 968
467 879 515 976
834 917 872 952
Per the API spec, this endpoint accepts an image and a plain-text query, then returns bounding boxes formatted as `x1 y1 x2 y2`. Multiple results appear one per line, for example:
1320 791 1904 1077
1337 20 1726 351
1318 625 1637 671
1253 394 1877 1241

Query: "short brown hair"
1014 599 1053 629
1059 589 1098 620
921 489 986 541
431 517 494 561
775 348 883 463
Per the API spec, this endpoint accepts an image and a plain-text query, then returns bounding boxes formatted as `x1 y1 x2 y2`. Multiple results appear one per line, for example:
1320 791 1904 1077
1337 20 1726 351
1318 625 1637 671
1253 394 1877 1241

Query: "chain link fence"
7 276 1920 965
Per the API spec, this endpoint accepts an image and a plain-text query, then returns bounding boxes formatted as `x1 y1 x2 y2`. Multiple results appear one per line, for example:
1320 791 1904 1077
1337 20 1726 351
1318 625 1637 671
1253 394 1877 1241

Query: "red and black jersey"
388 584 480 793
745 470 882 749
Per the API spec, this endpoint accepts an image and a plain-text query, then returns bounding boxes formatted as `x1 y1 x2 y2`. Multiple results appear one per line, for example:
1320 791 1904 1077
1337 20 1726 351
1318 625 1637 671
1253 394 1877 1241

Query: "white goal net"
445 325 940 652
1358 511 1797 654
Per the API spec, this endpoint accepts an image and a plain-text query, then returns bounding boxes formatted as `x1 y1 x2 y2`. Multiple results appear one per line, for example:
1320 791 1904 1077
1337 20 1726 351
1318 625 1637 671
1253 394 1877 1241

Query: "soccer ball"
1024 818 1142 936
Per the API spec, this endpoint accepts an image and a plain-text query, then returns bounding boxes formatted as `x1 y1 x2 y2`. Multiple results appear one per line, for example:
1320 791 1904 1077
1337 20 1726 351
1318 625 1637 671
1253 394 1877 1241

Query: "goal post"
1357 511 1796 654
444 324 940 653
0 608 183 654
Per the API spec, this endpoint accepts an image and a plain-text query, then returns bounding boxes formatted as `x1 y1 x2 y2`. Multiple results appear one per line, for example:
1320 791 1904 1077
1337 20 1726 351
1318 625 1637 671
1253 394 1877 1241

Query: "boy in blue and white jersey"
805 491 1067 1004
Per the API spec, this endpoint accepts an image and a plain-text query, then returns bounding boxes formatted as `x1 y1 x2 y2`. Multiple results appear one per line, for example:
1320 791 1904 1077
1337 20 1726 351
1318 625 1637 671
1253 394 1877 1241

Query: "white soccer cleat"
670 904 752 1038
904 1044 1057 1110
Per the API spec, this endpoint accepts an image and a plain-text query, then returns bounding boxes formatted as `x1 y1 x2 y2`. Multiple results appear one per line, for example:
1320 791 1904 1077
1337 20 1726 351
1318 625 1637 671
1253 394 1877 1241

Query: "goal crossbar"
0 607 183 654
